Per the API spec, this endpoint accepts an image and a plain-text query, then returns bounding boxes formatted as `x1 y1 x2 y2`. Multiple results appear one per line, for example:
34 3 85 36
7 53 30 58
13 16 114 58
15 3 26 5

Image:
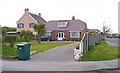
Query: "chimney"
72 16 75 20
24 8 29 13
38 13 41 17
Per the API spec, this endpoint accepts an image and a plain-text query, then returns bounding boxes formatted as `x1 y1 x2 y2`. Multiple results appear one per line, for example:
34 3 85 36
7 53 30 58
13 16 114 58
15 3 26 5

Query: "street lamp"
103 22 106 33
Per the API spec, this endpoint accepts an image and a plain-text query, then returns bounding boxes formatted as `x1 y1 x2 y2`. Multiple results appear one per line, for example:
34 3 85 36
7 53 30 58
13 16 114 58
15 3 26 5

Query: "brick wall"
51 30 70 41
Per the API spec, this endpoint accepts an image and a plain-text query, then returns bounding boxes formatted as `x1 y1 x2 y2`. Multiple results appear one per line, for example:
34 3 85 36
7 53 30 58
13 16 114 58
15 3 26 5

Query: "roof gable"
29 13 46 23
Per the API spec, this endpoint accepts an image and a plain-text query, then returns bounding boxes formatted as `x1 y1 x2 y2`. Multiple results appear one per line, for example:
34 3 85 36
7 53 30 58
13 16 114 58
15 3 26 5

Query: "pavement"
2 59 118 71
1 40 119 72
0 57 2 73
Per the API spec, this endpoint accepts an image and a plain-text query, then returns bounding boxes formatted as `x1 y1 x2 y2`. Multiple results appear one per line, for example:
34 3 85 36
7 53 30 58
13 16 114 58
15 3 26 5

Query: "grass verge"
81 40 119 61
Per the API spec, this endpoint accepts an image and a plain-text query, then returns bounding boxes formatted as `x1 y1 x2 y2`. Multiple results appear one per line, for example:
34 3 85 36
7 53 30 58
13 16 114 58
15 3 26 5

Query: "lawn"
2 41 73 56
81 40 119 61
2 47 17 56
30 41 73 52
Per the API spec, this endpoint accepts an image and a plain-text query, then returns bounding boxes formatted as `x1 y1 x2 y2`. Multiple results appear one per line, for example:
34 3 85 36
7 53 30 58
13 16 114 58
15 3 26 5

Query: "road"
105 38 120 46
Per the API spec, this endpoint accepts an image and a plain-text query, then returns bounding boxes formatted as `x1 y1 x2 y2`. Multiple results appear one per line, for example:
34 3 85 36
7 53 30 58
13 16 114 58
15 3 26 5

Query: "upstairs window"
18 23 24 28
57 21 68 27
29 23 34 28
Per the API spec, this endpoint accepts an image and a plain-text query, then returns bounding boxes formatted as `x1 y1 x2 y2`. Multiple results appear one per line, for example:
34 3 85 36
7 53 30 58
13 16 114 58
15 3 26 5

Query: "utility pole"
103 22 106 39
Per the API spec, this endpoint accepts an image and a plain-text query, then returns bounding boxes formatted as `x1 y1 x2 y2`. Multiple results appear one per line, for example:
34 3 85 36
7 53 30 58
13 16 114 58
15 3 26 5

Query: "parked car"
41 35 51 41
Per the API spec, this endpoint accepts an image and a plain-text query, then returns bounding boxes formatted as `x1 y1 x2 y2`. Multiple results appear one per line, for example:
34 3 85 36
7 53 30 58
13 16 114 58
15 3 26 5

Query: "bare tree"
103 25 112 36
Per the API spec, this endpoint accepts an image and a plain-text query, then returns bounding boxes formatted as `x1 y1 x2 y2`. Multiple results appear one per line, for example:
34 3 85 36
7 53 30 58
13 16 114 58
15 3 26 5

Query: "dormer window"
57 21 68 27
29 23 34 28
18 23 24 28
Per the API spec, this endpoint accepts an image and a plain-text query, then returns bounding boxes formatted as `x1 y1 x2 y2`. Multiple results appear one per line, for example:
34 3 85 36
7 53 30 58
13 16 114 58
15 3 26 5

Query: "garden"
1 24 73 56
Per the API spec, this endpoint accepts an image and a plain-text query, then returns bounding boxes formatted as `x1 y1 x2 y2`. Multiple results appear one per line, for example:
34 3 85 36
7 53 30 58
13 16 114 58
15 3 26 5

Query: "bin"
17 42 31 61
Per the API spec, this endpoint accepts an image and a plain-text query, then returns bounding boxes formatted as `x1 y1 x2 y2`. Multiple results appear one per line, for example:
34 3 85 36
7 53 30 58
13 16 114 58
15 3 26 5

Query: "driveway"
105 38 120 46
30 42 78 62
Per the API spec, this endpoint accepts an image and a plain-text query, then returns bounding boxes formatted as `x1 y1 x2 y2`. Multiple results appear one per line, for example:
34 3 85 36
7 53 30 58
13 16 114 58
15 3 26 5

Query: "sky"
0 0 119 33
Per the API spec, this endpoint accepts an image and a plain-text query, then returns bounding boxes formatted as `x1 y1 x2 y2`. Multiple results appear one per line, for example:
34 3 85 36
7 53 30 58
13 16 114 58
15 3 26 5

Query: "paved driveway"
30 42 78 62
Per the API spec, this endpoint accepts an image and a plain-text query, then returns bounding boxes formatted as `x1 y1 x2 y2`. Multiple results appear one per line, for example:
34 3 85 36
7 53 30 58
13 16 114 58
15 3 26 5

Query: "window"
57 21 68 27
29 23 34 28
70 32 80 38
18 23 24 28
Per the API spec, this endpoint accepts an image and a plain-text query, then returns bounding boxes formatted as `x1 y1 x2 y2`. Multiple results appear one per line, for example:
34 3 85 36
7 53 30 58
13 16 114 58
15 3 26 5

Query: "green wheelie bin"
17 42 31 61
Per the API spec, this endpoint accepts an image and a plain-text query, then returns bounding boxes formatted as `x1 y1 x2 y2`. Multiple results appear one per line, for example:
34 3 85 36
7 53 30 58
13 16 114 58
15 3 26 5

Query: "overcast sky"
0 0 119 33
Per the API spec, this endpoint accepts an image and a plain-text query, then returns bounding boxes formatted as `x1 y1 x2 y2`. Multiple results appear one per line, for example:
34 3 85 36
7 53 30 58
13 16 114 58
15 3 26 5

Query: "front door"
56 32 66 40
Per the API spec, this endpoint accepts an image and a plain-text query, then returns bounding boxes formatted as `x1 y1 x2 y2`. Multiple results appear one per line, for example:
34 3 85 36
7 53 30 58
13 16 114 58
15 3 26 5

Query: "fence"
79 32 103 54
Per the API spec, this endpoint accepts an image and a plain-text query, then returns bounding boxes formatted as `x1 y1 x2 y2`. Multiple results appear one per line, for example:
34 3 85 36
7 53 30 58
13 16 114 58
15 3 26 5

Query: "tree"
4 35 17 47
103 25 112 36
33 23 46 43
20 30 34 42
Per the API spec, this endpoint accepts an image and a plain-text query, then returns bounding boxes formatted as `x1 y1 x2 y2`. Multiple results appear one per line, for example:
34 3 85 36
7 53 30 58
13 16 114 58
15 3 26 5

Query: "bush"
20 30 34 42
4 35 17 47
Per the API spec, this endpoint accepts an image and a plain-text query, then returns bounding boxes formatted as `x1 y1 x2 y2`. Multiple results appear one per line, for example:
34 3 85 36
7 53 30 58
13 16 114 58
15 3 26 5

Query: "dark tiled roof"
29 13 46 23
46 19 87 32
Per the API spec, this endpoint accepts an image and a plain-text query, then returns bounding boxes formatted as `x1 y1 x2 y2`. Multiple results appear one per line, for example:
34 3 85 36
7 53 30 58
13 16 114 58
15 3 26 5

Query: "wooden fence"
79 32 103 54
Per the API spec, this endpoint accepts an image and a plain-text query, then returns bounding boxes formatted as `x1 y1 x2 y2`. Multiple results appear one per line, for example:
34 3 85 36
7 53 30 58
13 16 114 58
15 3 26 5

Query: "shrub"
4 35 17 47
20 30 34 42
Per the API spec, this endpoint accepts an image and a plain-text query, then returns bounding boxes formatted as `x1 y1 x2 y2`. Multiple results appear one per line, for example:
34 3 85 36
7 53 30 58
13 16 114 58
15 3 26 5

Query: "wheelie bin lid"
21 42 30 44
17 43 24 46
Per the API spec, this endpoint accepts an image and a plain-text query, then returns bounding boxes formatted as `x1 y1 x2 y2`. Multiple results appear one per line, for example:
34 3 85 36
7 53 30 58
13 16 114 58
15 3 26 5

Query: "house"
45 16 87 41
16 8 46 33
16 8 87 41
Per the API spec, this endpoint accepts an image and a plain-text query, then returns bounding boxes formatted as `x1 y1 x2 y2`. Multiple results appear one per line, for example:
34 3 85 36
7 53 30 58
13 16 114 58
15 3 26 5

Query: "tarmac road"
105 38 120 46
